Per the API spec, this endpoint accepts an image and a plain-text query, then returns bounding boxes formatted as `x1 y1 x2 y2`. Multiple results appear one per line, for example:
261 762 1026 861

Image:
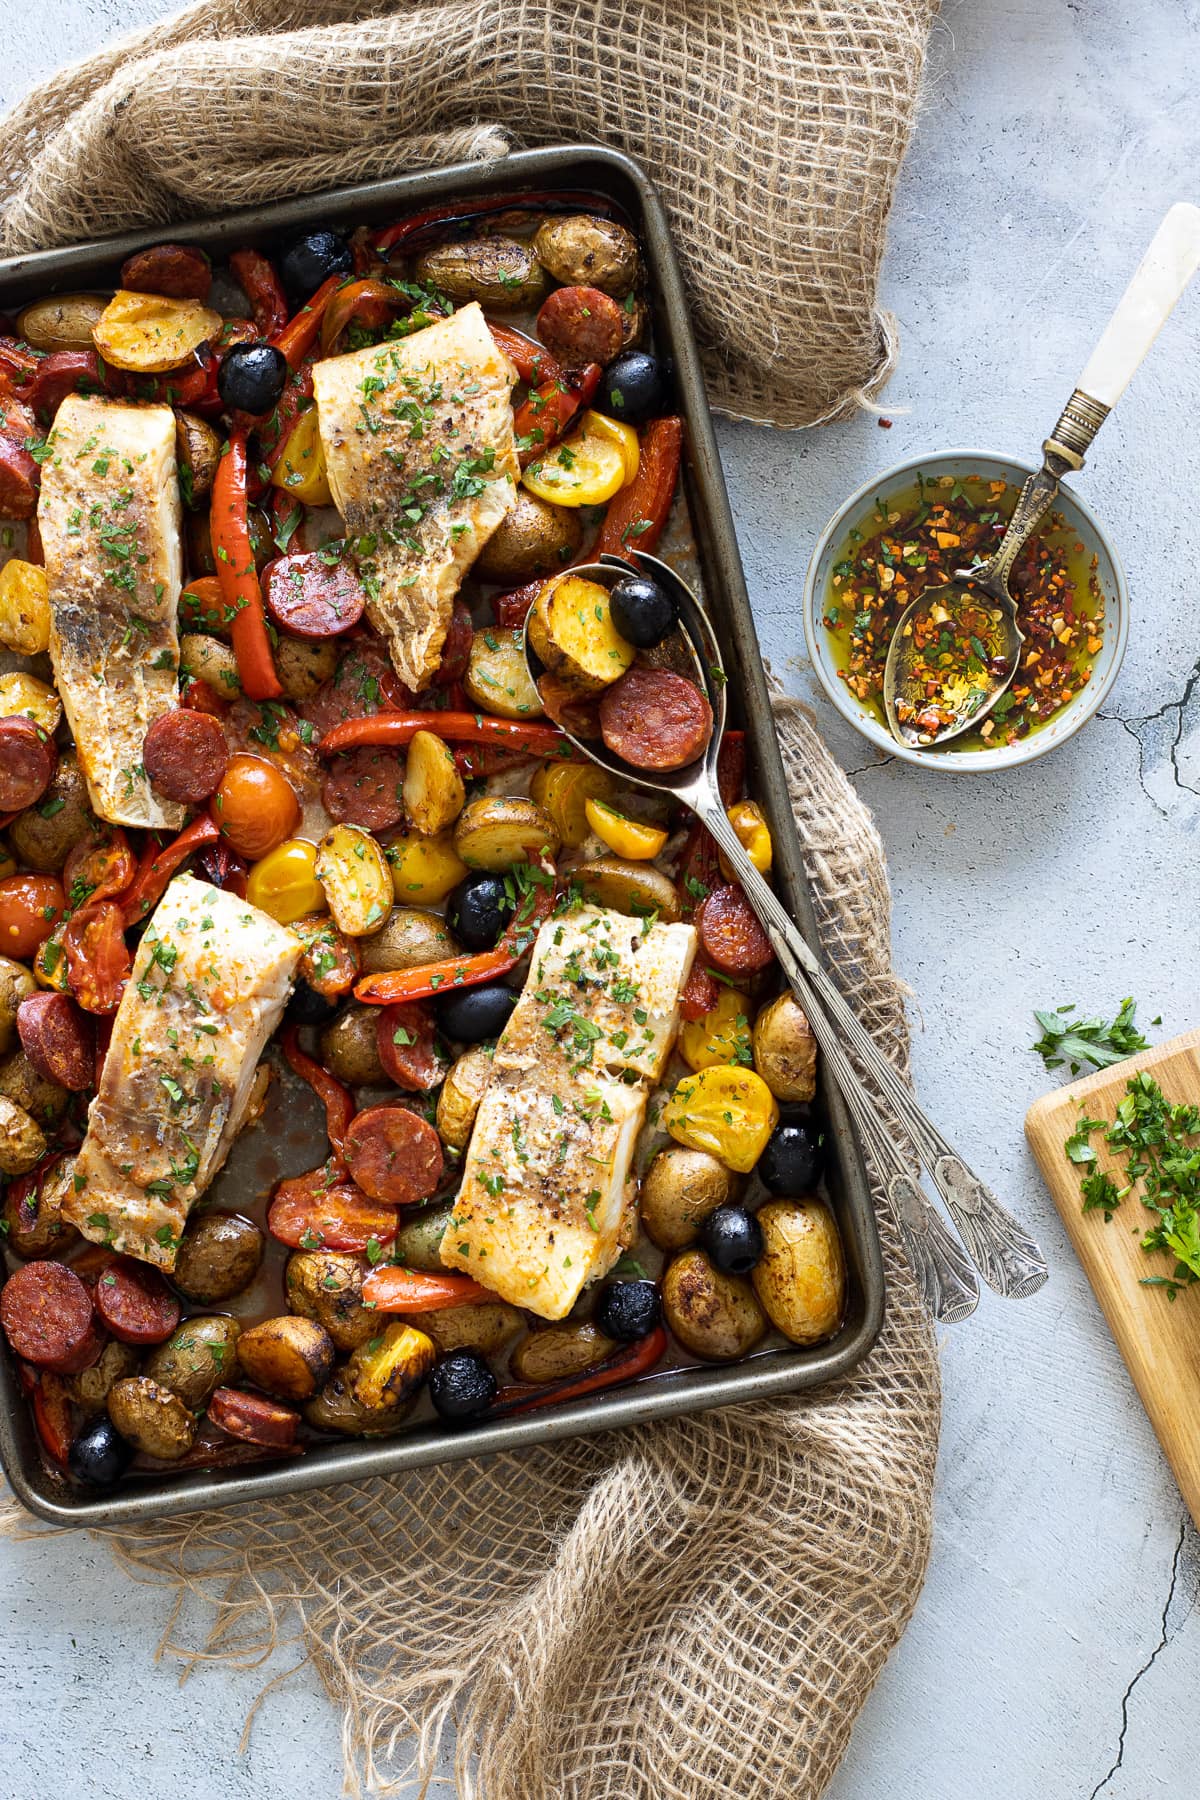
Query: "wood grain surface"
1026 1029 1200 1528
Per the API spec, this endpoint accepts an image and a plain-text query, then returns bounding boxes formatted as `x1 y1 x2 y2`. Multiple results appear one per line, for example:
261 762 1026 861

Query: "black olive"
429 1348 497 1423
285 979 338 1026
68 1417 133 1487
447 873 515 952
278 229 353 307
608 575 678 649
758 1115 825 1196
595 350 667 424
700 1205 764 1275
217 342 288 417
594 1278 661 1341
437 982 518 1044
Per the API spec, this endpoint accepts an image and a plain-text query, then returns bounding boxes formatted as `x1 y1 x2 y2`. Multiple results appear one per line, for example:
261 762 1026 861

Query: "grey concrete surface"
3 1 1199 1796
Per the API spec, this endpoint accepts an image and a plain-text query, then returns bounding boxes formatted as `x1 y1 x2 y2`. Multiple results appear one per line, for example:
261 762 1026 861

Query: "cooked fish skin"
442 1066 645 1320
312 303 519 692
63 875 300 1269
497 906 698 1085
37 394 185 830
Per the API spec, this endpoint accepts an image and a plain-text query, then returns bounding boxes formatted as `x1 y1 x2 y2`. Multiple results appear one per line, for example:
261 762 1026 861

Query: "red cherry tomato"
0 874 65 960
212 754 300 860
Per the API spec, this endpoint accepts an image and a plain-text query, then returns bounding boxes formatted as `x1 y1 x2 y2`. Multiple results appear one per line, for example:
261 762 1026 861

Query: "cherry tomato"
0 874 65 959
212 754 300 860
246 838 326 925
62 902 131 1015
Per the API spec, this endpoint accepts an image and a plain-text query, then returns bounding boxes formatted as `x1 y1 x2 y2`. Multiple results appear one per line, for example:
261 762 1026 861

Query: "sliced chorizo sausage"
697 884 774 976
119 243 212 301
537 672 602 740
267 1167 400 1253
94 1257 182 1346
678 964 721 1023
0 717 56 811
344 1104 444 1206
208 1385 300 1448
435 599 474 685
1 1261 102 1373
598 666 713 771
143 709 229 805
376 1002 443 1093
301 642 411 737
0 436 39 520
536 286 626 367
321 747 406 831
264 552 366 640
16 991 96 1091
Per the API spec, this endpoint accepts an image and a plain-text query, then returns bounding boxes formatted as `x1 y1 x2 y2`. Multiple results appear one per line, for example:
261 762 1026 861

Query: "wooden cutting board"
1025 1029 1200 1527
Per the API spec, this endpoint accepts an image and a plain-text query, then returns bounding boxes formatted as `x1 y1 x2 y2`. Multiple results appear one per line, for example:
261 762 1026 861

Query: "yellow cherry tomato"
718 799 774 881
663 1065 780 1173
678 986 754 1073
270 404 333 507
529 762 616 849
246 838 326 926
583 796 667 861
385 828 468 904
522 410 635 508
582 410 639 484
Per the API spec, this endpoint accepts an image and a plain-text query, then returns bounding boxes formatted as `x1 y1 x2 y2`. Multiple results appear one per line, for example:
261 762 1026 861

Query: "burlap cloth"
0 8 942 1794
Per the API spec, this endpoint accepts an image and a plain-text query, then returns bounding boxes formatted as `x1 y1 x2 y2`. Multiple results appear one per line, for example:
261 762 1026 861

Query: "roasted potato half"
453 795 561 871
403 729 465 836
640 1145 739 1250
237 1315 337 1401
286 1250 377 1352
145 1315 242 1410
66 1339 139 1415
474 492 582 585
316 824 393 937
175 411 223 506
532 216 639 297
1 1148 77 1257
389 1202 454 1272
92 288 222 372
360 907 459 976
751 1200 846 1345
413 237 549 309
319 1005 388 1087
662 1248 767 1362
107 1376 196 1461
436 1045 493 1152
275 635 339 705
751 994 818 1104
0 671 61 737
304 1368 414 1437
0 558 51 656
573 856 680 923
0 1048 69 1128
0 1094 46 1176
528 574 635 696
406 1300 522 1357
463 627 544 721
0 954 37 1056
179 632 241 701
17 292 110 351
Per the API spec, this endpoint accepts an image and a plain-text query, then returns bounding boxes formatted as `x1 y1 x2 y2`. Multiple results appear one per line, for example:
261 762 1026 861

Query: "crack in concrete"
1099 647 1200 814
844 757 894 777
1086 1517 1187 1800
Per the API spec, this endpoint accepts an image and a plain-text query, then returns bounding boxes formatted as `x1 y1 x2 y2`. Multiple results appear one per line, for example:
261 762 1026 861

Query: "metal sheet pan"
0 146 885 1526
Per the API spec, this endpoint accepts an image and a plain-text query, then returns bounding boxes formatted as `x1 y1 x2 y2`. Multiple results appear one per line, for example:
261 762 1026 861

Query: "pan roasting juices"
821 471 1106 751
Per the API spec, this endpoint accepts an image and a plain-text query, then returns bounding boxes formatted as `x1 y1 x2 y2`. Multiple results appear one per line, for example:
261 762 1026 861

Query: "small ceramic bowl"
801 449 1129 772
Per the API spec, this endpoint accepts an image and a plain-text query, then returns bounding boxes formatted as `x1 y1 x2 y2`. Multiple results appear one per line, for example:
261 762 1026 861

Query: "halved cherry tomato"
267 1166 401 1253
0 873 64 960
246 838 325 926
361 1267 491 1312
63 902 131 1015
212 754 300 861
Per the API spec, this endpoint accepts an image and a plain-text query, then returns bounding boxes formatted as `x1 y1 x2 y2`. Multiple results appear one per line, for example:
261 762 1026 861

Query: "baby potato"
237 1315 336 1401
144 1315 242 1410
509 1320 615 1384
414 237 549 310
0 671 61 736
360 906 458 975
528 574 635 696
406 1300 521 1357
9 752 95 873
751 994 818 1104
474 491 582 585
66 1339 139 1414
17 292 109 352
173 1210 264 1303
286 1250 377 1352
274 635 339 705
319 1005 387 1087
385 828 468 905
107 1375 196 1461
347 1321 436 1412
179 632 241 700
304 1368 413 1437
1 1143 76 1256
0 953 36 1056
0 1093 46 1175
0 1048 68 1127
389 1202 454 1272
175 411 223 506
463 627 543 720
92 288 222 373
751 1200 846 1346
403 728 465 836
316 824 393 936
532 215 640 297
573 856 680 923
0 558 51 655
640 1145 739 1250
662 1248 767 1362
453 795 561 871
436 1045 493 1152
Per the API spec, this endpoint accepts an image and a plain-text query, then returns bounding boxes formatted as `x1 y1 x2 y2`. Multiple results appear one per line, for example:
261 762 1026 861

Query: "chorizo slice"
208 1386 300 1449
143 709 229 805
301 642 411 737
16 991 96 1091
264 552 366 640
0 717 56 811
119 243 212 301
344 1104 444 1207
321 747 406 831
598 666 713 771
94 1257 181 1346
435 599 474 685
678 965 721 1023
536 286 626 368
1 1261 102 1373
376 1002 443 1093
697 884 774 976
0 437 39 520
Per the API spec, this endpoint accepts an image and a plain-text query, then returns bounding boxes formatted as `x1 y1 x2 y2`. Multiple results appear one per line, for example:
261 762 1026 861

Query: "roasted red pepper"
360 1267 491 1311
491 580 545 630
229 248 289 338
319 278 401 354
212 428 282 701
486 321 563 386
355 864 554 1005
514 363 601 468
279 1023 355 1161
259 356 316 471
271 274 345 372
32 1370 74 1466
318 710 575 760
370 190 616 257
120 816 221 926
452 743 535 779
594 415 683 556
491 1326 668 1417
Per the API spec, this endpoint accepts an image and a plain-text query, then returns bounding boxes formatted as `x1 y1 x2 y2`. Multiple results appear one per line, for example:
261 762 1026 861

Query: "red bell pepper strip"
360 1266 492 1311
319 278 400 354
120 815 220 926
32 1371 74 1467
486 321 563 386
371 190 617 257
453 743 535 779
279 1023 355 1161
271 274 345 372
318 710 576 760
491 1326 668 1418
0 336 40 380
259 356 317 471
213 428 282 701
230 248 289 337
593 415 684 557
515 363 601 468
355 863 554 1005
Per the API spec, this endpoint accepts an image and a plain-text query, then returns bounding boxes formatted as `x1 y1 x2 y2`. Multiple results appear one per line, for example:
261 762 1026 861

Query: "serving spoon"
525 550 1046 1320
883 202 1200 749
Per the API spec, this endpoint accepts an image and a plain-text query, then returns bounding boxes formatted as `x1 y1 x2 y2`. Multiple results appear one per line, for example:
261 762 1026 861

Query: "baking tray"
0 146 885 1526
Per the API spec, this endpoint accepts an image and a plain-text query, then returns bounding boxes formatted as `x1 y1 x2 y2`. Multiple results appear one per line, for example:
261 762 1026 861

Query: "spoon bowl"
883 574 1025 748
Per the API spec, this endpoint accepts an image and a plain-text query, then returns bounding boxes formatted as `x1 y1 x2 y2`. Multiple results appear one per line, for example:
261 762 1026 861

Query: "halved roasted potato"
236 1315 336 1401
402 729 465 836
463 627 543 720
413 237 549 310
92 288 222 372
572 855 680 922
316 824 393 936
436 1045 494 1151
453 795 561 871
0 559 51 656
359 907 458 975
528 575 635 695
0 671 61 736
532 216 640 297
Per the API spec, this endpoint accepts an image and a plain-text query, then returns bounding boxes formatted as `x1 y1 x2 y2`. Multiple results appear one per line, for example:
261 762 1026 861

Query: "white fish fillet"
37 394 185 829
63 876 300 1269
312 303 519 691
